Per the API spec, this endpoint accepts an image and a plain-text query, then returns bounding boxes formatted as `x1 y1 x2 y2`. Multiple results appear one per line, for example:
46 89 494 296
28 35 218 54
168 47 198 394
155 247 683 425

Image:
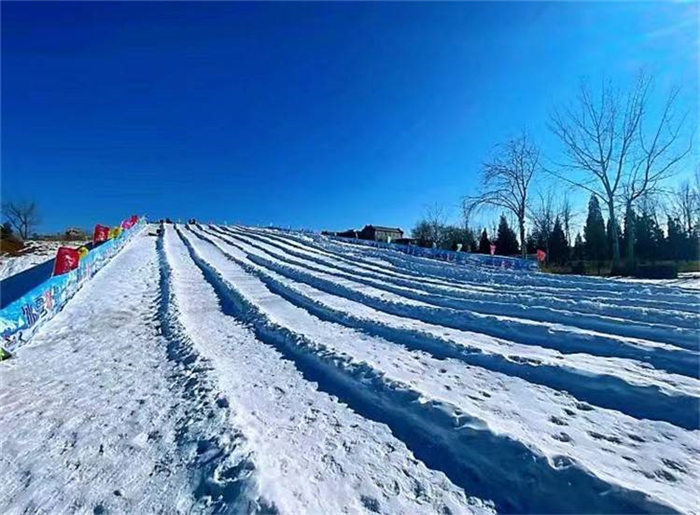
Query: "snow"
1 224 698 515
0 241 66 281
614 272 700 291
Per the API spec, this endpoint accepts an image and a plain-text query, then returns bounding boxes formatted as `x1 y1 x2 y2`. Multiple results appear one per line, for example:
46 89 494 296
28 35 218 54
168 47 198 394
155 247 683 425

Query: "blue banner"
0 219 145 350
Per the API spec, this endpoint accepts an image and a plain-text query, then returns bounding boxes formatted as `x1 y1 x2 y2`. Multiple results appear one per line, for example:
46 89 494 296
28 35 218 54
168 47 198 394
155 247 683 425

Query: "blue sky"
2 1 698 234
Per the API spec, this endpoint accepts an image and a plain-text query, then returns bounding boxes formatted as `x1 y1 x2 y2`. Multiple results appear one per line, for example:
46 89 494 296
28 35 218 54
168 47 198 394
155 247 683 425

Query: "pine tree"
549 217 569 264
468 232 479 253
495 215 520 256
525 232 537 255
606 218 620 261
666 216 686 261
635 210 664 261
572 233 585 261
478 229 491 254
687 230 700 261
584 195 607 264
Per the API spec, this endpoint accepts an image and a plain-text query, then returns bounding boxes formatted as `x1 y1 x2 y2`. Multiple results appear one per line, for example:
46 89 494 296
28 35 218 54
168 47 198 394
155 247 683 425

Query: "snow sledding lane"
208 224 698 514
184 226 696 514
0 232 265 514
162 225 492 515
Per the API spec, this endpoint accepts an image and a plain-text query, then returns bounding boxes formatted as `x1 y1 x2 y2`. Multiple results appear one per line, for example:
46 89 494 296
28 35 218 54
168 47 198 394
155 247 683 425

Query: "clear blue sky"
1 1 697 234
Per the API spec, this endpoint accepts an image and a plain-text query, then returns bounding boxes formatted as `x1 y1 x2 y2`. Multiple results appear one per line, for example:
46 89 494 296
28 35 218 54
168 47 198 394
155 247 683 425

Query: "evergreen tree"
666 216 686 261
687 230 700 261
606 218 621 260
495 215 520 256
468 232 479 253
623 208 636 264
441 226 474 251
477 229 491 254
635 210 664 261
572 233 585 261
525 232 537 255
583 195 607 263
549 217 569 264
411 221 433 243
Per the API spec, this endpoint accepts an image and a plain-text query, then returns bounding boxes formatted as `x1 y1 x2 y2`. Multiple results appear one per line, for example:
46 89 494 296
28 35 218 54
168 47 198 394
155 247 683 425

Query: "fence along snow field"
0 217 145 350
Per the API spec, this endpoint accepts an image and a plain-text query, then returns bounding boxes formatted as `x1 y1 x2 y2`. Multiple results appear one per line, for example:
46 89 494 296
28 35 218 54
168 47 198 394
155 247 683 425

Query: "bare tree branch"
2 200 41 239
464 132 539 257
549 71 691 267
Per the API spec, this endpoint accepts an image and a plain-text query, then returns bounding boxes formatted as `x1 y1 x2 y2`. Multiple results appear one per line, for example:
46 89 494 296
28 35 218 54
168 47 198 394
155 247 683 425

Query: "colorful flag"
537 249 547 262
53 247 81 276
121 215 138 230
93 224 109 244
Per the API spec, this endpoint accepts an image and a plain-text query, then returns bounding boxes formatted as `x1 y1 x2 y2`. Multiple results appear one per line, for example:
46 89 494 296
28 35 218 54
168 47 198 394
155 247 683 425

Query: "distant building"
64 227 88 240
358 225 403 243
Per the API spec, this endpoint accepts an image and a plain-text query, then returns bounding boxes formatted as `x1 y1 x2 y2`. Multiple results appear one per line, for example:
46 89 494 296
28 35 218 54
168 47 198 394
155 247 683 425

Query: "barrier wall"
0 220 146 350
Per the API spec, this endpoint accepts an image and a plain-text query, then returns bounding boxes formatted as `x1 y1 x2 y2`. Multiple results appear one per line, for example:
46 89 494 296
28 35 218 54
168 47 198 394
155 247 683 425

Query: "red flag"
489 244 496 256
93 224 109 243
120 216 138 230
537 249 547 262
53 247 81 276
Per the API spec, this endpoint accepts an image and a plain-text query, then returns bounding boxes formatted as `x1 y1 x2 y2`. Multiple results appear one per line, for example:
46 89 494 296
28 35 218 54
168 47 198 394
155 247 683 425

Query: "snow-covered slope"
1 224 698 515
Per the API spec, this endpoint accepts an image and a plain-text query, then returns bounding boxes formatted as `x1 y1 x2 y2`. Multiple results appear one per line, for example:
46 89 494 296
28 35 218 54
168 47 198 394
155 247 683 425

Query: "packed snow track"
1 224 698 515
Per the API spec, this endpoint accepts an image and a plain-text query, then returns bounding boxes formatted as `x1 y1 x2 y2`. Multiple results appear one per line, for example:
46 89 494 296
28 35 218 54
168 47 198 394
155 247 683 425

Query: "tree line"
412 71 698 274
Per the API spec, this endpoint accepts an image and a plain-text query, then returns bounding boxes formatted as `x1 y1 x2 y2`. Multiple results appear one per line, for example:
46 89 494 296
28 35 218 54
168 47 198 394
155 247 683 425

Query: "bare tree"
530 189 557 255
464 133 539 257
2 200 41 239
559 194 575 244
549 72 691 269
424 203 447 246
669 175 699 234
413 203 447 246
